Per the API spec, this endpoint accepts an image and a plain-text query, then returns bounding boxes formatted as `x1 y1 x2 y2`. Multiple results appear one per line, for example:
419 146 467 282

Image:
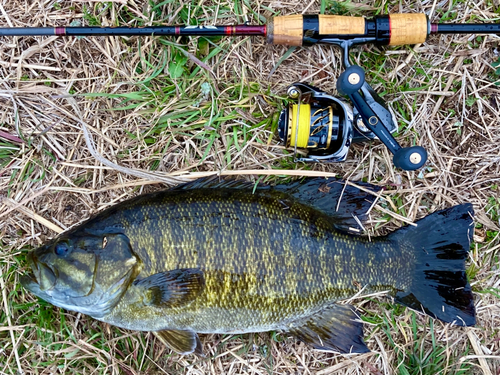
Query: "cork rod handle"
269 15 304 46
388 14 428 45
267 13 429 46
317 15 366 36
268 15 366 46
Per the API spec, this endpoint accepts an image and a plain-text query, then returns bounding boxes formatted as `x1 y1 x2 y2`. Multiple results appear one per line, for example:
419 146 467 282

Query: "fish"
21 177 476 355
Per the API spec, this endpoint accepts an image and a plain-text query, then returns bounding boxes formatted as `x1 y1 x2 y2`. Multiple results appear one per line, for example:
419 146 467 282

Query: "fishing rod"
2 13 499 170
1 13 498 42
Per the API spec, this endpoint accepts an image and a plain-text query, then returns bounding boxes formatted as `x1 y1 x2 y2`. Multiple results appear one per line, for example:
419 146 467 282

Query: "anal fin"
153 329 204 356
287 304 369 354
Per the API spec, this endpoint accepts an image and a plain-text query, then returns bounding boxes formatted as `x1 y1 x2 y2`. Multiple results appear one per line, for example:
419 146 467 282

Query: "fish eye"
54 242 70 257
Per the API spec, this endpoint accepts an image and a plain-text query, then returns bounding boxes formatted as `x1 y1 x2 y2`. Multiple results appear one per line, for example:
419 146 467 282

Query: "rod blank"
0 25 267 37
432 23 500 34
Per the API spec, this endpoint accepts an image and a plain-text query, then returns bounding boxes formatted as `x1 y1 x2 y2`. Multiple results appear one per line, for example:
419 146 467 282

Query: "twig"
3 198 63 233
0 269 23 374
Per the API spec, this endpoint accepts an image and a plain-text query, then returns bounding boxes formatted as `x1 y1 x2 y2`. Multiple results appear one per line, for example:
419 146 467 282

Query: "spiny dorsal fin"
153 329 204 356
136 268 204 308
172 177 381 234
170 176 263 191
287 303 369 354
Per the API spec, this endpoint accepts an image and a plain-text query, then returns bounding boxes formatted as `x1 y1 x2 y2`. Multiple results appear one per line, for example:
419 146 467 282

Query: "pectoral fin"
136 268 204 308
153 329 204 356
287 304 369 354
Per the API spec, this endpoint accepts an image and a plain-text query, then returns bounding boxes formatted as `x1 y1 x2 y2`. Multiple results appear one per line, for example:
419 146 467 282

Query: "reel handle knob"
337 65 365 95
393 146 428 171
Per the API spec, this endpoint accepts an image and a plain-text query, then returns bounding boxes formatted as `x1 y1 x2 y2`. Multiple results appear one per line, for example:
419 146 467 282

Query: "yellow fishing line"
290 104 311 148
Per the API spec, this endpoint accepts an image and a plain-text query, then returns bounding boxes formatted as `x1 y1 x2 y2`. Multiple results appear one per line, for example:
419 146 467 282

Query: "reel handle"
337 65 427 171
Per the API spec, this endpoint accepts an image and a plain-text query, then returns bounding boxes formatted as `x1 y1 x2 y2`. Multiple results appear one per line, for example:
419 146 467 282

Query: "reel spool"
283 100 340 150
278 83 368 163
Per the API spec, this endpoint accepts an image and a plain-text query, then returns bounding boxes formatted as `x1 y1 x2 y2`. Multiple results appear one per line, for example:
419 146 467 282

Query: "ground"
0 0 499 374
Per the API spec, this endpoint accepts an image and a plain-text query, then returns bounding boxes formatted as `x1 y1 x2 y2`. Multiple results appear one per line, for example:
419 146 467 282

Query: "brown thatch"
1 1 499 374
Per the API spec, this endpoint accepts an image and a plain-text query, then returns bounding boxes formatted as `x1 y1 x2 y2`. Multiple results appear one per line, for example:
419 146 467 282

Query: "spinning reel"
278 42 428 171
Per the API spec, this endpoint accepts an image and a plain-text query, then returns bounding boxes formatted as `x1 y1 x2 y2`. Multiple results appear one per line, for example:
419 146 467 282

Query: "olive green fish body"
22 178 476 354
75 188 404 332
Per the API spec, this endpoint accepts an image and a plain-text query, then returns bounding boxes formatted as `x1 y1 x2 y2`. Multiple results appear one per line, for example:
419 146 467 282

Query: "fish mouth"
21 251 57 292
21 252 37 291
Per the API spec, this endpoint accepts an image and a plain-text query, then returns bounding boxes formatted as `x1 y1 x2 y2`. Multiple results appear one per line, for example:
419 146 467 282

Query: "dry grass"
1 0 500 374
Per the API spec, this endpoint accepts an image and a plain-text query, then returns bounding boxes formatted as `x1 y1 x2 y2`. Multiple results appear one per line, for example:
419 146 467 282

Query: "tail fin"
389 204 476 326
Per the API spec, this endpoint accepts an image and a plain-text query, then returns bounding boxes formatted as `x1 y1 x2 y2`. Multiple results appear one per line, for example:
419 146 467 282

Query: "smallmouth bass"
21 178 476 355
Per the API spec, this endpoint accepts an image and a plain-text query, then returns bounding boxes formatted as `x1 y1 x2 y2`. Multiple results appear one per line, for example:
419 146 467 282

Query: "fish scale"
21 178 476 354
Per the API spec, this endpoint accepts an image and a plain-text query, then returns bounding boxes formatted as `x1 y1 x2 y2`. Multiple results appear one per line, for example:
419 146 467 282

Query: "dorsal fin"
170 177 381 234
170 176 264 191
272 178 381 233
272 178 382 226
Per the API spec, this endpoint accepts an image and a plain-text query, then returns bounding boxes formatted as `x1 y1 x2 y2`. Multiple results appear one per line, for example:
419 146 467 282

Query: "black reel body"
278 82 397 163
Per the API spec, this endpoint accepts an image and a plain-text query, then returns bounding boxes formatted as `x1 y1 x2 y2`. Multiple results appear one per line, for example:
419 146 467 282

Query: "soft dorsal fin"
272 178 381 234
153 329 203 356
287 303 369 354
135 268 204 308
